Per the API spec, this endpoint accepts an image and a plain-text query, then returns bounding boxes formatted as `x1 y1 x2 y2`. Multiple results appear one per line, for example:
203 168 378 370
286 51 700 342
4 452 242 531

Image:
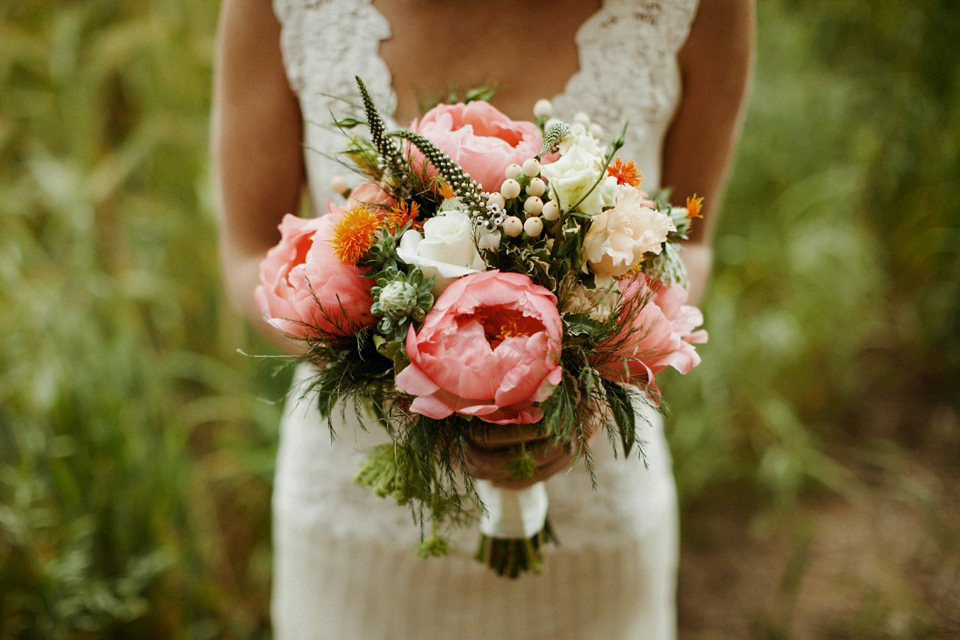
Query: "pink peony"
346 180 395 209
255 204 375 338
410 102 545 192
594 275 707 403
396 271 563 425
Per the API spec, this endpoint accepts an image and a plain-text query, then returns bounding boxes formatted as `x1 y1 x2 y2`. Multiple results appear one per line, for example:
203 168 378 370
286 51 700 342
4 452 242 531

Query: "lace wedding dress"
270 1 699 638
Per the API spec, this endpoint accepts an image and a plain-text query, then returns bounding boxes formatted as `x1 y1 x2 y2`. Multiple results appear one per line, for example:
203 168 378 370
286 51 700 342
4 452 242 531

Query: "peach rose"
255 204 375 338
396 271 563 425
594 275 707 402
410 102 545 192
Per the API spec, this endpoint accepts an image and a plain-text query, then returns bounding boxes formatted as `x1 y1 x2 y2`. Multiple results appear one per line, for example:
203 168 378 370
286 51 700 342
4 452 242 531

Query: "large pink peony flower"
396 271 563 425
410 102 545 192
255 204 375 338
594 275 707 403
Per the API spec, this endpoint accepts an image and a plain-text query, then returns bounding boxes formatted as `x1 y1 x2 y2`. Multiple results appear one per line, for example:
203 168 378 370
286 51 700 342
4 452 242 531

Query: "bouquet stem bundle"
475 523 555 578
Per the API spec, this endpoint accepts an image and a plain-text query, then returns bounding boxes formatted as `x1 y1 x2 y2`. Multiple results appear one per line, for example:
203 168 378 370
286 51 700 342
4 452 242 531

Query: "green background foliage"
1 1 957 637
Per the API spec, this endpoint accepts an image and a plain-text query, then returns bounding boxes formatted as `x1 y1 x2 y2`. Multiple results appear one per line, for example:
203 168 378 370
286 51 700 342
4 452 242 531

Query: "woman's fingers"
464 439 566 472
461 424 602 488
462 439 573 485
491 453 575 490
467 424 548 448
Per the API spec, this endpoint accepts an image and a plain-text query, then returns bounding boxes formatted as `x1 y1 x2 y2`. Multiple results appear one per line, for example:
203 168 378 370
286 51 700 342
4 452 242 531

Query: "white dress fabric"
270 1 699 638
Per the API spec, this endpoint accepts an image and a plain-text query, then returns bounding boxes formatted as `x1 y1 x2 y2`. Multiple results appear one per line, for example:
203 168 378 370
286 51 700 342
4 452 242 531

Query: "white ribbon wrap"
474 479 549 539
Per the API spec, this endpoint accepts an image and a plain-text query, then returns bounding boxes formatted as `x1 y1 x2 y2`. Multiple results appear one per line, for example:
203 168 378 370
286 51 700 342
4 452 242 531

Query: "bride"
213 0 753 637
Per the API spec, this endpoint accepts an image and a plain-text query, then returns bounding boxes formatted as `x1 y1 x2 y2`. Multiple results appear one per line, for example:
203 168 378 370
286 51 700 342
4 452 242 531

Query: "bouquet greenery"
255 77 706 577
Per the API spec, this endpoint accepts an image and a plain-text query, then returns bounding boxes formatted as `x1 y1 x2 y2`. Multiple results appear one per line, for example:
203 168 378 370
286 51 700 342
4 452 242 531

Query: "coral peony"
396 271 563 425
594 275 707 402
345 180 395 209
410 102 545 192
255 204 375 338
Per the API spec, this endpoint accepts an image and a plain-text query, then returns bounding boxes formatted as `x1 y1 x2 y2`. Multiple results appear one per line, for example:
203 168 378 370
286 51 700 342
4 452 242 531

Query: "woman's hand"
463 424 597 490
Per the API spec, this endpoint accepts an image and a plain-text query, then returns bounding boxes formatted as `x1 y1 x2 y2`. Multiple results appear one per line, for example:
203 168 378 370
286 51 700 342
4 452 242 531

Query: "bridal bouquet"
255 77 707 577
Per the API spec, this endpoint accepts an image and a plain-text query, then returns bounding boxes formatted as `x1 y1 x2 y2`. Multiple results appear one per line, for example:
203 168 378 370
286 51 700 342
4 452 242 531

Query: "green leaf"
563 313 597 337
604 380 637 458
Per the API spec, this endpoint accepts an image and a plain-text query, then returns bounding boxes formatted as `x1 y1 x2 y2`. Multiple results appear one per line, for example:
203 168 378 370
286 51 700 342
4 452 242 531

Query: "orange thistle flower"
607 157 643 188
382 200 422 233
332 205 383 264
686 194 704 219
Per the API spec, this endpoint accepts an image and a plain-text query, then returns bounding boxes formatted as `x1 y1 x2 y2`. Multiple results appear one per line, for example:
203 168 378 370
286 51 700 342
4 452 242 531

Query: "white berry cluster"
487 102 575 243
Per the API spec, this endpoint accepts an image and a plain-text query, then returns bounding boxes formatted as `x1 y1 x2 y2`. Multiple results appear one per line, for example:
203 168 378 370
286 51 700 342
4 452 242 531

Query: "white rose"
582 186 677 286
542 137 616 215
396 210 487 295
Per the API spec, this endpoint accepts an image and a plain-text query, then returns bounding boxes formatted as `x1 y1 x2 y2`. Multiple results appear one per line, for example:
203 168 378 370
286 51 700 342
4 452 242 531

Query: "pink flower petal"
395 363 441 397
408 393 456 420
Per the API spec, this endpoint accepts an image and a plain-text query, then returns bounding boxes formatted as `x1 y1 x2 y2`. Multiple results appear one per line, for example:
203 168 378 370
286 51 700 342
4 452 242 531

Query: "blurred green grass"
1 1 958 638
668 1 960 503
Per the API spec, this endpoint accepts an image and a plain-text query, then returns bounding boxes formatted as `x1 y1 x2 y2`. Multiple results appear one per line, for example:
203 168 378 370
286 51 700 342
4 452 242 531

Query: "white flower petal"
395 211 486 295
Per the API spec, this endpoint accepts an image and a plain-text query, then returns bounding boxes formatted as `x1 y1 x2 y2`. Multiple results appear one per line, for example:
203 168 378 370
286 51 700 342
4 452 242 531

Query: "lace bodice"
273 0 698 211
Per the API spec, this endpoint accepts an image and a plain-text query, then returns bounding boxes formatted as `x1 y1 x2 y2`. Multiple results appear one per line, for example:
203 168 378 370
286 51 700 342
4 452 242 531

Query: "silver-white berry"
523 216 544 237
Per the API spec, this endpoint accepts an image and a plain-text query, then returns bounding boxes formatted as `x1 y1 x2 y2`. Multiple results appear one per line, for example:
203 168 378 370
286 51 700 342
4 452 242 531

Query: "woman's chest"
372 0 602 122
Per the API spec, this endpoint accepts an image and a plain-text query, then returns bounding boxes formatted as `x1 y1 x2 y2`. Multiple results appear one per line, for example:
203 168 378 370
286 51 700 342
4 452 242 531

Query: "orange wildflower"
686 194 704 219
437 180 455 200
332 205 383 264
382 200 421 233
607 157 643 188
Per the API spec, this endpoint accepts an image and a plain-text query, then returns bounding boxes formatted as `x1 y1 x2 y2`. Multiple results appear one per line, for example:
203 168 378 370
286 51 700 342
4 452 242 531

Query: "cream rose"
397 211 487 295
540 136 616 215
582 186 676 286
